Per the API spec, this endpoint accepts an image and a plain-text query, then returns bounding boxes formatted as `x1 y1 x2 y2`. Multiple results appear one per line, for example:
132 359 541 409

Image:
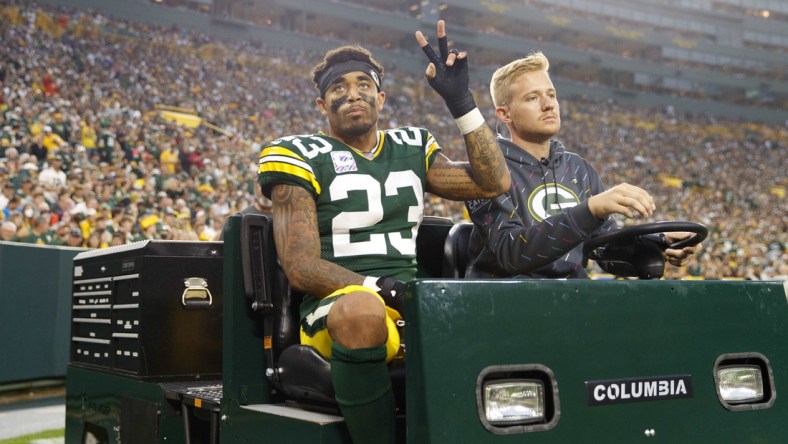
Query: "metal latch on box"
182 277 213 308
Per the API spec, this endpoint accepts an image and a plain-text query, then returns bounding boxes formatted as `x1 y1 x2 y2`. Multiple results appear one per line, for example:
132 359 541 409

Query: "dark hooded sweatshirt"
465 138 617 278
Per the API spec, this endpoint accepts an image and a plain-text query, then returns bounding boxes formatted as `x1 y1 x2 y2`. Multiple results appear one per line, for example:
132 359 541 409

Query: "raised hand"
415 20 476 119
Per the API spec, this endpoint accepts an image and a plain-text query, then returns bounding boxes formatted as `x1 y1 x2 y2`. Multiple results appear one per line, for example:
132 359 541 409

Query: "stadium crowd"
0 3 785 280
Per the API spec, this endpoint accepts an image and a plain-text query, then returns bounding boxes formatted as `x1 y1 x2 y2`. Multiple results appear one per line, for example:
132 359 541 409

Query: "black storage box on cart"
70 240 223 380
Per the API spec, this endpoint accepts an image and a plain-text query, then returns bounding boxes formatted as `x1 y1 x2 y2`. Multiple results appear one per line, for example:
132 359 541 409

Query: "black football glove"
420 35 476 118
375 277 406 315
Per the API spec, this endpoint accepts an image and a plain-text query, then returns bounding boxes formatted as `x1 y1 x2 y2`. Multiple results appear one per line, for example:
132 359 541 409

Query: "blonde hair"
490 52 550 107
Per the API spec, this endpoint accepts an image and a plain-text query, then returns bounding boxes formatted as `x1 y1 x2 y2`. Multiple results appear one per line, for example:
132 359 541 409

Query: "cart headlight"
714 353 775 411
717 366 763 403
477 364 559 434
483 380 545 425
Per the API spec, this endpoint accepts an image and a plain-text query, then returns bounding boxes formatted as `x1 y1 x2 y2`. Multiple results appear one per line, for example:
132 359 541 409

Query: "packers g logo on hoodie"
528 183 581 222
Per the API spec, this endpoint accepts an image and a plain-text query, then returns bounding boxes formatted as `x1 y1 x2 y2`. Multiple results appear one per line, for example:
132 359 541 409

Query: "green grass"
0 429 64 444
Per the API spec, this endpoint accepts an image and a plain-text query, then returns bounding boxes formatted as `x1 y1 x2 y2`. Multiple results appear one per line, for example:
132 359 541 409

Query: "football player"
257 20 510 444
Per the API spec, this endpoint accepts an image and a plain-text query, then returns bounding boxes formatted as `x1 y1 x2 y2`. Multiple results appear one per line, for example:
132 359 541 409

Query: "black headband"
317 60 382 97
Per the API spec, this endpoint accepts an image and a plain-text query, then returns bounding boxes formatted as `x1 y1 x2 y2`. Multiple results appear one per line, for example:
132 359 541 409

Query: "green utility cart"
65 214 787 443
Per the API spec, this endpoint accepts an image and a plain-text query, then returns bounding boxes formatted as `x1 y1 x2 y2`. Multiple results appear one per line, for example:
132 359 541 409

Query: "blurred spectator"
0 182 13 210
1 221 17 241
39 152 68 194
18 214 54 244
239 183 273 215
40 125 66 155
65 227 84 248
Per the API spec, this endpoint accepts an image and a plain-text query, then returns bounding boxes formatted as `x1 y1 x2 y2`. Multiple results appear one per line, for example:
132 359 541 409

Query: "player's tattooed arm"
271 184 363 298
463 123 510 194
426 124 510 201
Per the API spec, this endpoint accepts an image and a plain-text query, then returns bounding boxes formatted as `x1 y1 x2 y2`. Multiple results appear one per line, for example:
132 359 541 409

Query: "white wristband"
363 276 381 292
454 108 485 135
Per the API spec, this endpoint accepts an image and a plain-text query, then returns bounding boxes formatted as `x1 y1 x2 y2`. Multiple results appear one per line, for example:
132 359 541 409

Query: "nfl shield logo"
331 151 358 173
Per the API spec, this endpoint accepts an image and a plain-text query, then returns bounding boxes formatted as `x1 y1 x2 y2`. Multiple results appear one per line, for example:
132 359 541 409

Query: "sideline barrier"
0 241 84 384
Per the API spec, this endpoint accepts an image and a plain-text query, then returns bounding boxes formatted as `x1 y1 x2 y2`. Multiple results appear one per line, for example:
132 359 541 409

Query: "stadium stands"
0 2 785 280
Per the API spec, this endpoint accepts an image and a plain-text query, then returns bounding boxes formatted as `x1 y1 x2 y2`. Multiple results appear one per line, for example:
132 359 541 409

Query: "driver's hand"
588 183 655 219
664 231 702 267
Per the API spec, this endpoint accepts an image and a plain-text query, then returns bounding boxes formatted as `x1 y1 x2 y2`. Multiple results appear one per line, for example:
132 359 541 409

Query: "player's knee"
327 291 387 348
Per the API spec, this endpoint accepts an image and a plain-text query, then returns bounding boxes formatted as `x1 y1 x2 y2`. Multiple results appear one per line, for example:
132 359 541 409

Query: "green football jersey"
257 127 441 281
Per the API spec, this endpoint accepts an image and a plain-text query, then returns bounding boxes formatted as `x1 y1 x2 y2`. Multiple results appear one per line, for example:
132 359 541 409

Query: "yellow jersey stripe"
258 159 322 195
424 133 440 171
258 146 321 194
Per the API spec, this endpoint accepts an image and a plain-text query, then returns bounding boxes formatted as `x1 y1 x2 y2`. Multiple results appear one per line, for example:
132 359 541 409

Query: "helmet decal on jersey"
527 183 580 222
331 151 358 174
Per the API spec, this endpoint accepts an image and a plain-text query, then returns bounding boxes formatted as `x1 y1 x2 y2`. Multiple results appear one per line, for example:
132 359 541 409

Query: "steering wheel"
583 221 708 279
